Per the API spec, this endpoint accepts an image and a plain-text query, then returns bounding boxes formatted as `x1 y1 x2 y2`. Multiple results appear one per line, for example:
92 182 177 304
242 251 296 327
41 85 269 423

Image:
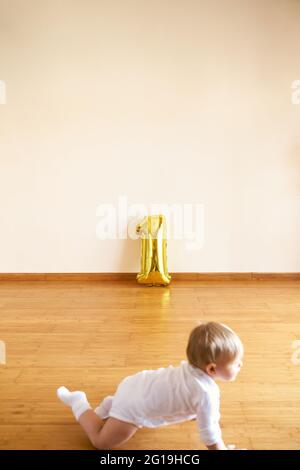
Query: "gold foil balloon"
136 215 171 286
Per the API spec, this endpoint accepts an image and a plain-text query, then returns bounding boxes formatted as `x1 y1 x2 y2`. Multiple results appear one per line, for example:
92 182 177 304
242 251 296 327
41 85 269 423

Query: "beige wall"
0 0 300 273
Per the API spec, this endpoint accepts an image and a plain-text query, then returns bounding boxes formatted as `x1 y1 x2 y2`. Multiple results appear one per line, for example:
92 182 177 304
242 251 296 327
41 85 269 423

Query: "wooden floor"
0 279 300 450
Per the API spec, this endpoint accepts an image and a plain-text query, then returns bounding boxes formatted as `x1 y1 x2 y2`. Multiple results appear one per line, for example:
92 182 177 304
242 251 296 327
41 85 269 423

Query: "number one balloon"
136 215 171 286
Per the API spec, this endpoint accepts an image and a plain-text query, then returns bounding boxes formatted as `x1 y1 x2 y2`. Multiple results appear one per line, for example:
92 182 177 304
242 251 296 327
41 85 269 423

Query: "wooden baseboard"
0 272 300 281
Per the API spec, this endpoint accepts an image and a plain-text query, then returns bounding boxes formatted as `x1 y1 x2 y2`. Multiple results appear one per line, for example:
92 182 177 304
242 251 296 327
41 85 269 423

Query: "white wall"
0 0 300 273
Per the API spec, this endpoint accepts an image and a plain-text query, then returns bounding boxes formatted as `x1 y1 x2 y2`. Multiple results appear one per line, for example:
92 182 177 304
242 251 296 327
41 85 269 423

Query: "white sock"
57 386 92 421
95 395 114 419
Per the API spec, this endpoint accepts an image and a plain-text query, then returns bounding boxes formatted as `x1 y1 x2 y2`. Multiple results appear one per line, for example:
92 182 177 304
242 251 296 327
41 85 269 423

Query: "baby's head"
186 322 243 382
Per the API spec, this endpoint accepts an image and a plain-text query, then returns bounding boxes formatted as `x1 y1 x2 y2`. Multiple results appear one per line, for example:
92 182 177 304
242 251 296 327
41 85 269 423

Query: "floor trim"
0 272 300 281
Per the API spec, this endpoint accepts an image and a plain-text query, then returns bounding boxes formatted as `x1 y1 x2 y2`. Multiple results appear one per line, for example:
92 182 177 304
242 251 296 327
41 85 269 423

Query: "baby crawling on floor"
57 321 244 450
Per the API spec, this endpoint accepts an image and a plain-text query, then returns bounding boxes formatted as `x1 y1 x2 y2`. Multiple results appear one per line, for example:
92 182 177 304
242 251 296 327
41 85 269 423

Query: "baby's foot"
57 386 91 421
95 395 114 419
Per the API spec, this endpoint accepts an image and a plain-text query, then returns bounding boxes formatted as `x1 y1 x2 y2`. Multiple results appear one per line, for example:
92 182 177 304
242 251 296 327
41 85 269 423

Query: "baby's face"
216 356 243 382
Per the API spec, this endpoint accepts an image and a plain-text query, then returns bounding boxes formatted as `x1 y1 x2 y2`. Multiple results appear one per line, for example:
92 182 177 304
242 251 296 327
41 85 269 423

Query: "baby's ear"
205 363 217 377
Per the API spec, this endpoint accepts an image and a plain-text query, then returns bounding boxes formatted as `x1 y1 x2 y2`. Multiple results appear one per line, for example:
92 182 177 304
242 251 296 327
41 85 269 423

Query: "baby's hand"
227 444 247 450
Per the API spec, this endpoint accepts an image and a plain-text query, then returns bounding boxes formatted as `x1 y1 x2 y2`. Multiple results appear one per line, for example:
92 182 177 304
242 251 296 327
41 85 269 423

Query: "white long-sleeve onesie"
96 360 222 446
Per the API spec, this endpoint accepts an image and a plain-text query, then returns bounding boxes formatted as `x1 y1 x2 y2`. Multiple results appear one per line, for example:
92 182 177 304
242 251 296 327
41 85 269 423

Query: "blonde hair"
186 322 243 369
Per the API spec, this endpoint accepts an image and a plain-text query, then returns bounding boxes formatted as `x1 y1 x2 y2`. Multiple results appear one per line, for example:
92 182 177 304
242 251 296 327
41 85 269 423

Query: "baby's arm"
196 394 244 450
196 391 226 450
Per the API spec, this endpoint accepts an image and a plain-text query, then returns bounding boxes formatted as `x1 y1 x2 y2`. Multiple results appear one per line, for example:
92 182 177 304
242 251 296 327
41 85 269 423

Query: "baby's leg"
79 411 138 449
57 386 137 449
95 395 114 419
